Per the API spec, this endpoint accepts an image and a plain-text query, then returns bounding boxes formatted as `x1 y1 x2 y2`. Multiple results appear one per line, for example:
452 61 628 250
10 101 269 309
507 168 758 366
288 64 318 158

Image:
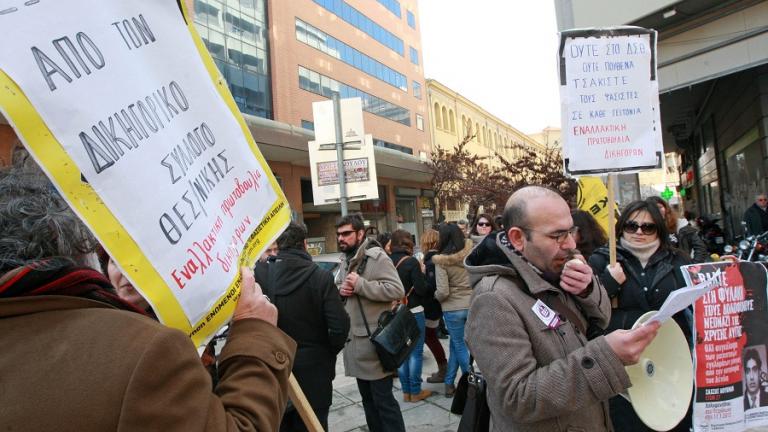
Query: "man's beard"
339 238 361 256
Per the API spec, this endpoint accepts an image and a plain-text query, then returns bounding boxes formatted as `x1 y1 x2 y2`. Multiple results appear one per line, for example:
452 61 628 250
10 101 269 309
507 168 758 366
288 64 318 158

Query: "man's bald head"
503 186 564 230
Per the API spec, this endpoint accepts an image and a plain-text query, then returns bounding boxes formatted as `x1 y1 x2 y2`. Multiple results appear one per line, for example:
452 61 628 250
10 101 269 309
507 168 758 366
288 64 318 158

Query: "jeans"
398 311 426 394
356 376 406 432
443 309 470 386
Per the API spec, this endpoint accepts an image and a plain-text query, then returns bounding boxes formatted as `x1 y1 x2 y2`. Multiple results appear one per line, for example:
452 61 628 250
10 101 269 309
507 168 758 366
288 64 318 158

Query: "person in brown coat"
0 167 296 432
465 186 661 432
336 215 406 432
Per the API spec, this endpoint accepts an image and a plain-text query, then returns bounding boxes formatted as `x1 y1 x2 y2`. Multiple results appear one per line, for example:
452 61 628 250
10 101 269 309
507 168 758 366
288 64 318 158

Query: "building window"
301 120 315 131
416 114 424 131
295 19 407 91
298 66 411 126
441 107 449 131
434 102 442 129
312 0 404 56
376 0 401 18
412 81 422 99
409 46 419 65
449 110 456 133
195 0 271 118
374 138 413 155
407 10 416 28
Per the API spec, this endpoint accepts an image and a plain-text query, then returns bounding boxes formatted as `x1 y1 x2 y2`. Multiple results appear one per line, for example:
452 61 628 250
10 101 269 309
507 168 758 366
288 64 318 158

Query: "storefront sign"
681 262 768 431
0 0 289 345
558 27 662 175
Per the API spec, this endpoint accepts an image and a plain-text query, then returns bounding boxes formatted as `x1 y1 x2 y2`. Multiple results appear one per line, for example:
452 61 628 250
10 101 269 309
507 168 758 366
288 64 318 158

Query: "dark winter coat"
676 224 708 263
422 250 443 320
589 245 693 340
254 248 350 414
744 203 768 236
390 249 428 310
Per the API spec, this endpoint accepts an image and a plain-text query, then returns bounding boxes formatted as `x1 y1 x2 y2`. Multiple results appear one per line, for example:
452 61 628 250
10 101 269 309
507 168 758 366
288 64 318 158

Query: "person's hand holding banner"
233 267 277 326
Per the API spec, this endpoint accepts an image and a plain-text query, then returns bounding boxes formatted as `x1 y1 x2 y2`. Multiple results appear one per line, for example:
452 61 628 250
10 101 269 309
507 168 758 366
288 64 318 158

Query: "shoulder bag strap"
355 295 372 337
394 256 415 304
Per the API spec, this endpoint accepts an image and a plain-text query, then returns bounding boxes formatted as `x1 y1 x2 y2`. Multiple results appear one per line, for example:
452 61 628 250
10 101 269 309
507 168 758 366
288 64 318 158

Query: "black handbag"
450 356 490 432
355 296 420 371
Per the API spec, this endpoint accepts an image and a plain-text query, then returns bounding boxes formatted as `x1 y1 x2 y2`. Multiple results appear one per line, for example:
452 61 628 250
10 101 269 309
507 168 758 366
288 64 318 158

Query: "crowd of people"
5 151 756 432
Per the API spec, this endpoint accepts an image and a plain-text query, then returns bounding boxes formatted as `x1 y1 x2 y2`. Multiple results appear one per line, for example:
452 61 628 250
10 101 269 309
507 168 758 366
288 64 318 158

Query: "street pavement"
329 336 461 432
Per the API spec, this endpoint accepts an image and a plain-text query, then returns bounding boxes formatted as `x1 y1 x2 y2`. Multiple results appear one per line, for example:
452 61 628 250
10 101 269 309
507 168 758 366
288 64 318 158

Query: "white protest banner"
0 0 290 345
558 27 662 175
309 98 378 205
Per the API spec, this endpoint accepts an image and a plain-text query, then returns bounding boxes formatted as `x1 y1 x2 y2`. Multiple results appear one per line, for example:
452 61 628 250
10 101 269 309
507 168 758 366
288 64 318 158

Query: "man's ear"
303 239 308 250
357 229 366 244
507 227 526 251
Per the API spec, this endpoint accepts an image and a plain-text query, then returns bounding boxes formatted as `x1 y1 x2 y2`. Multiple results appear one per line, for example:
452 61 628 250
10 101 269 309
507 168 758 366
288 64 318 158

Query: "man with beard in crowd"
336 215 406 432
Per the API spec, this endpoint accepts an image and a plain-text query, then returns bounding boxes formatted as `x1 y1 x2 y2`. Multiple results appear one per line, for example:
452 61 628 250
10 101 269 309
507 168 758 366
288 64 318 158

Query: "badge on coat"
532 300 561 329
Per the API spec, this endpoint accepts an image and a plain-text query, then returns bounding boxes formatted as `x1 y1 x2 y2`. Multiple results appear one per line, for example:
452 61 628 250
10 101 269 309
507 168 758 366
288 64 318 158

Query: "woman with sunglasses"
469 213 497 245
588 200 692 432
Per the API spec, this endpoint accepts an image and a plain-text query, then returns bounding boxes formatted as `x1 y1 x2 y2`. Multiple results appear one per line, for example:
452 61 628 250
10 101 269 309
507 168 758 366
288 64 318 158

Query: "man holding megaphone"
465 186 660 432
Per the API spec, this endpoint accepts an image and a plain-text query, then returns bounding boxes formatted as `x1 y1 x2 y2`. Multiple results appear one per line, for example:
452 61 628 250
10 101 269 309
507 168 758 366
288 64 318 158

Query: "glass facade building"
295 19 407 92
312 0 405 56
194 0 272 118
298 66 411 126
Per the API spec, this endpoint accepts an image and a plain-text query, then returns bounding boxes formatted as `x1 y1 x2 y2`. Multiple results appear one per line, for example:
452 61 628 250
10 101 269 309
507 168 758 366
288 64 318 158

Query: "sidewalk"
329 337 460 431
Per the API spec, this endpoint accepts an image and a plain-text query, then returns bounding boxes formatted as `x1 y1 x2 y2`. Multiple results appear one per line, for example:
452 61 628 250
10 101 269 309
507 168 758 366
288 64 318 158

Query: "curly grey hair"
0 167 98 273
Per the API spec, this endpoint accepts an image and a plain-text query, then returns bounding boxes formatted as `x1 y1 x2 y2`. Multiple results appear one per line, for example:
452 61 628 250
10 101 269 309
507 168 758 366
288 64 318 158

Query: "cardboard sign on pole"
0 0 289 345
558 27 662 176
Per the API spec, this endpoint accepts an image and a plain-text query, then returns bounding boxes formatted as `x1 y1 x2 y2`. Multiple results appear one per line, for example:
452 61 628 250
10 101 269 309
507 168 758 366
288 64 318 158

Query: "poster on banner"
558 27 663 175
0 0 290 345
681 261 768 431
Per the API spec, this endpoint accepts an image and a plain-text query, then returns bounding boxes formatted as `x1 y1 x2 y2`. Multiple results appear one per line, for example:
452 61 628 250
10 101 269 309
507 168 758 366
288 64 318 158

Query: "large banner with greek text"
0 0 289 345
682 262 768 431
558 27 663 175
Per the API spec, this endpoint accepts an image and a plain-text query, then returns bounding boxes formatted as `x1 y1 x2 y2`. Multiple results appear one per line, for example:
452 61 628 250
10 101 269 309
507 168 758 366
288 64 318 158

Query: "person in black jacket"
589 200 692 432
254 222 350 432
744 194 768 236
647 196 708 262
420 228 448 384
389 229 433 402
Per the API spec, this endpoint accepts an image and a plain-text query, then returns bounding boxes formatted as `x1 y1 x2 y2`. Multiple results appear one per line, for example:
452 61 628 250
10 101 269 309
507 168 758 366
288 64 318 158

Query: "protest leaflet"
0 0 289 345
682 262 768 431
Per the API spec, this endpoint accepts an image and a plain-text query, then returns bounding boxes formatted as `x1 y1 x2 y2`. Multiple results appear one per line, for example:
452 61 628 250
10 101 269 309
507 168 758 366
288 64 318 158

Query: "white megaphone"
621 311 693 432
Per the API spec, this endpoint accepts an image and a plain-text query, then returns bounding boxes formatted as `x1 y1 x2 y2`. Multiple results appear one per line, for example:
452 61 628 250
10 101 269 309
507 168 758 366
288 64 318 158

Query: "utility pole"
333 94 348 216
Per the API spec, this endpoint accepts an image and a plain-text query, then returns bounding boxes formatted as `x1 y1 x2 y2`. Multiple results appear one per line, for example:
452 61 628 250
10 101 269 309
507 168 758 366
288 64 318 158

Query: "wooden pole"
607 174 617 266
607 174 618 309
288 373 325 432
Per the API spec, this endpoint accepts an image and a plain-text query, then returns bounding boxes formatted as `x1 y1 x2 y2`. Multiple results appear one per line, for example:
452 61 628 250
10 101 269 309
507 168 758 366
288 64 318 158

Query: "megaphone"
621 311 693 431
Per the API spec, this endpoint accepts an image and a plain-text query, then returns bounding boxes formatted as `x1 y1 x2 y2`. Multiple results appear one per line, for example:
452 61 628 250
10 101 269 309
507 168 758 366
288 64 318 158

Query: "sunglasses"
336 230 356 238
623 221 657 235
477 222 491 227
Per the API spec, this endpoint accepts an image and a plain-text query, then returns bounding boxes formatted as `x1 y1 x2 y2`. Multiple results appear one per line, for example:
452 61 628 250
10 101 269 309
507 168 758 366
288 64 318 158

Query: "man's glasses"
623 221 657 235
477 222 492 227
520 226 578 244
336 230 356 238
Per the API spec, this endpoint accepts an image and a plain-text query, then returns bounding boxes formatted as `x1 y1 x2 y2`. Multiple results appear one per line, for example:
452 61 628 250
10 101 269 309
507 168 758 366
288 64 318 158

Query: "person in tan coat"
464 186 661 432
0 168 296 432
336 215 406 432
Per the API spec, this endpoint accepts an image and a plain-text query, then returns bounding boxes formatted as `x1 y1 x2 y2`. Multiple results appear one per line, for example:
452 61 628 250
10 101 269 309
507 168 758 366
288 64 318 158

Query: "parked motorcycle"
723 222 768 261
696 215 726 255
